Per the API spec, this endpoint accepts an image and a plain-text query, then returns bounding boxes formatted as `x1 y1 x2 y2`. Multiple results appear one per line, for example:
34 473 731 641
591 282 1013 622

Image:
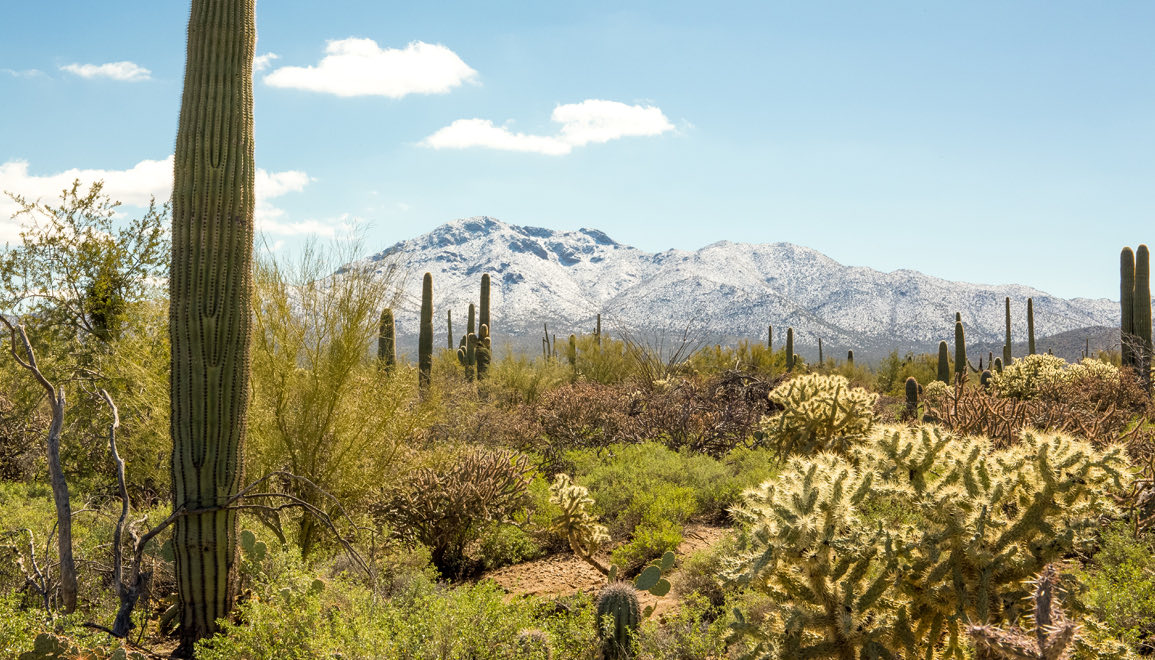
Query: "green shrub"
477 523 542 571
759 373 877 456
1080 523 1155 651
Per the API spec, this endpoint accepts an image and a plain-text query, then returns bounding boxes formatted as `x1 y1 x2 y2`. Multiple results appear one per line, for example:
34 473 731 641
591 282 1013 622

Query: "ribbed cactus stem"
904 377 918 416
596 582 640 659
169 0 255 652
847 349 853 364
1004 297 1012 365
378 308 396 373
937 341 950 384
993 357 1003 373
447 309 453 349
476 323 491 380
818 337 823 364
479 273 490 331
767 324 773 350
1027 297 1036 355
1136 245 1152 388
1122 246 1136 369
954 320 966 381
467 302 476 337
596 313 602 345
418 273 433 390
567 334 577 371
785 327 795 372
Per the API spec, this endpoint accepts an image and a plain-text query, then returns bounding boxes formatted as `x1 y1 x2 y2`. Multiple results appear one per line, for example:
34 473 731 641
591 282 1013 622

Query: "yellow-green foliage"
760 373 878 455
728 424 1130 659
548 473 610 563
689 340 785 376
922 379 950 400
1066 357 1120 383
991 353 1070 398
573 334 636 385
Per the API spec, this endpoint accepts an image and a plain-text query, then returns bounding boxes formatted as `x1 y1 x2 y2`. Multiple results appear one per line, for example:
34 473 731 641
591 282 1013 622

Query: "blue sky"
1 1 1152 300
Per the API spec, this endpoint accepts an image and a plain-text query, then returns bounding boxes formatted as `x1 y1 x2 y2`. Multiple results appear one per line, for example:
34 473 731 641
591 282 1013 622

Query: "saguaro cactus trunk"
1027 297 1036 355
169 0 256 654
378 308 396 373
1003 297 1012 365
1136 245 1152 388
1122 247 1136 369
419 273 433 390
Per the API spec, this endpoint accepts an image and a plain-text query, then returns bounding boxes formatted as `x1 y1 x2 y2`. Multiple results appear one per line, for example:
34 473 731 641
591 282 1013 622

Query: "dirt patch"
483 523 731 620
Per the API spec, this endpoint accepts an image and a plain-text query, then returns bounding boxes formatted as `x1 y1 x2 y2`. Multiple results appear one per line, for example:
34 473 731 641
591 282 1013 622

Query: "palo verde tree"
169 0 256 654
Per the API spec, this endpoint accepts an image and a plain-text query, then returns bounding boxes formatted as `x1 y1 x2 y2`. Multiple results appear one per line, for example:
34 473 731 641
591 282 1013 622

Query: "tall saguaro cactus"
937 341 950 384
785 327 795 372
1027 297 1036 355
446 309 454 350
169 0 255 653
1136 245 1152 387
1003 297 1012 365
767 324 772 350
378 308 396 373
478 274 491 380
1122 247 1136 369
954 320 966 382
419 273 433 390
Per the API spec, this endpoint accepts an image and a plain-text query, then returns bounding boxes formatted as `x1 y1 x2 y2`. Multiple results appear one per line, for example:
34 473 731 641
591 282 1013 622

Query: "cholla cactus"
923 379 950 401
1065 357 1119 383
991 353 1069 399
966 564 1077 660
549 473 610 575
760 373 878 455
729 424 1129 659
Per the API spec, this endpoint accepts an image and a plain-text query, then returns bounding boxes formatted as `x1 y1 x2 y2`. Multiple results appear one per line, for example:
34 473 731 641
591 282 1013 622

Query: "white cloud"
2 68 44 78
264 38 477 98
253 52 280 72
420 100 675 156
60 61 151 82
0 157 318 245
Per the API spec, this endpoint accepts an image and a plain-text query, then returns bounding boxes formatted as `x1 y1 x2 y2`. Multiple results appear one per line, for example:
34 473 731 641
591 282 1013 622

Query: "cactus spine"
1027 297 1036 355
478 275 491 380
1135 245 1152 388
596 582 640 659
1122 246 1136 369
169 0 255 652
785 327 795 372
954 319 966 382
418 273 433 390
1004 296 1012 365
937 340 950 384
378 308 396 373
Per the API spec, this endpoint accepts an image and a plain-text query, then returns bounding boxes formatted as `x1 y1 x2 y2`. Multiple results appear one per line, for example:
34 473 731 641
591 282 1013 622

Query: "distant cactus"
567 334 577 373
378 308 396 373
980 369 992 390
1136 245 1151 388
596 582 640 659
767 324 772 350
785 327 795 372
1004 296 1013 365
596 313 602 346
457 332 477 381
847 349 853 364
818 337 823 363
447 309 453 349
1122 247 1135 369
937 340 950 384
467 302 476 337
904 376 918 417
994 356 1003 373
419 273 433 390
479 273 491 336
476 323 491 380
954 320 966 382
1027 297 1036 355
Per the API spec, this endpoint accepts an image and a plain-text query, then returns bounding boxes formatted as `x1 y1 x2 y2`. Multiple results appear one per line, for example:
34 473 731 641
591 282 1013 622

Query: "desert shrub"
568 443 773 569
484 349 571 406
0 392 42 482
378 447 533 576
197 541 596 659
531 383 642 454
1079 523 1155 652
688 340 785 376
728 424 1130 658
875 350 940 397
634 372 781 455
758 373 877 456
476 523 542 571
991 353 1071 399
575 334 636 384
635 591 730 659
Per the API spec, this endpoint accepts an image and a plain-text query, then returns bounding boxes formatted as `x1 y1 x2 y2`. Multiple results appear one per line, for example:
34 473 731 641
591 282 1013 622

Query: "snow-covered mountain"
360 216 1118 359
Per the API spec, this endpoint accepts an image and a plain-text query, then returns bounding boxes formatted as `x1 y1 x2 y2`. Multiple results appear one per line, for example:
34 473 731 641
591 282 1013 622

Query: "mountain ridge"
360 216 1121 360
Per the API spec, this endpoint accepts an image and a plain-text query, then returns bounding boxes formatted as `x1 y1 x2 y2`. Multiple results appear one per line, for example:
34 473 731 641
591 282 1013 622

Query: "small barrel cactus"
904 376 919 417
596 582 640 659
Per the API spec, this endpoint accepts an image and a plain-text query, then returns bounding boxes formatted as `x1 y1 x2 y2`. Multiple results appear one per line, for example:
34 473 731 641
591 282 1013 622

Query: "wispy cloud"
2 68 45 79
253 52 280 72
421 100 675 156
60 61 151 82
0 157 318 244
264 38 477 98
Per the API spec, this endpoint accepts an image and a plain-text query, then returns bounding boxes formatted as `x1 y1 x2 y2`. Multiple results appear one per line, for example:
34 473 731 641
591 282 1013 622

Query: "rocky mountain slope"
359 216 1120 360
